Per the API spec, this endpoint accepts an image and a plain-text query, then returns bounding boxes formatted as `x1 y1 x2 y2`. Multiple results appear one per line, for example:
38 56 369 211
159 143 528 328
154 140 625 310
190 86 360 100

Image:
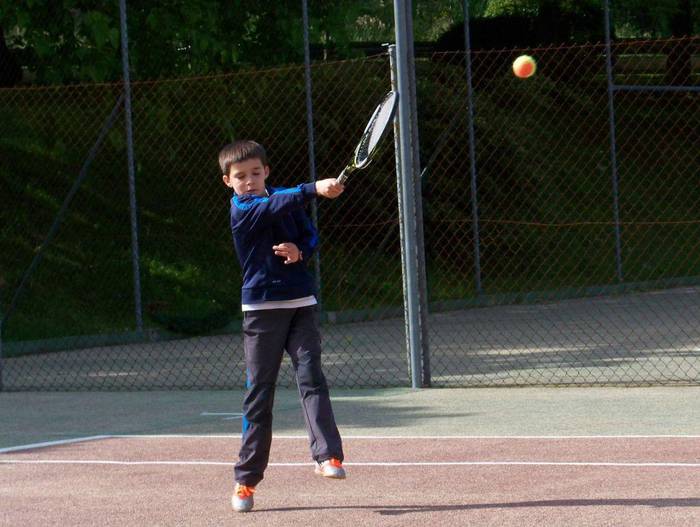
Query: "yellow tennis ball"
513 55 537 78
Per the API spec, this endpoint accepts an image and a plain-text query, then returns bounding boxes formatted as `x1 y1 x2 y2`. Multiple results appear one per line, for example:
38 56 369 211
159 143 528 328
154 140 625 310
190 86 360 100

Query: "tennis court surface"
2 388 699 526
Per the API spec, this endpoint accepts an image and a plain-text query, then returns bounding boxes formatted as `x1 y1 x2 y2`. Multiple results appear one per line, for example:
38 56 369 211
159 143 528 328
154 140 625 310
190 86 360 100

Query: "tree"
666 0 694 85
612 0 696 85
0 26 22 86
435 0 605 50
0 1 122 83
0 0 308 84
1 0 696 85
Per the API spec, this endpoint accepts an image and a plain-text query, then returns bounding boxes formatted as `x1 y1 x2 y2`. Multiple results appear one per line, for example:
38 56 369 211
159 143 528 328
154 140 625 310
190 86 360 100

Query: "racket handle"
336 169 348 185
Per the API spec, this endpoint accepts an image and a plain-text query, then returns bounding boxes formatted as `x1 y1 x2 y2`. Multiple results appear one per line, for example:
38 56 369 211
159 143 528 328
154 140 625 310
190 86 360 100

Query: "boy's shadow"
262 497 700 514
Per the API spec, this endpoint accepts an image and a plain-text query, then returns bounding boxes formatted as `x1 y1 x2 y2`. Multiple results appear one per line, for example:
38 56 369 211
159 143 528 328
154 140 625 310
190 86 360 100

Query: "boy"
220 140 346 513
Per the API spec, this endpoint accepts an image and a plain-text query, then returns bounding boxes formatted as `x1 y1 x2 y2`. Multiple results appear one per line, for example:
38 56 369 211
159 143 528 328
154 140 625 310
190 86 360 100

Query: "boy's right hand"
315 178 345 199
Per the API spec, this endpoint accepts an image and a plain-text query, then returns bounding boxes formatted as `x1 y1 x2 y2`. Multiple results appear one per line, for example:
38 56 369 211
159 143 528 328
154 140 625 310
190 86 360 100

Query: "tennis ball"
513 55 537 79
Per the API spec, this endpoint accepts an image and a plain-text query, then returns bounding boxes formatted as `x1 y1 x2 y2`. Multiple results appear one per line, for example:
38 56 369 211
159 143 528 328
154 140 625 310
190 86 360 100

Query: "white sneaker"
232 483 255 513
315 458 346 479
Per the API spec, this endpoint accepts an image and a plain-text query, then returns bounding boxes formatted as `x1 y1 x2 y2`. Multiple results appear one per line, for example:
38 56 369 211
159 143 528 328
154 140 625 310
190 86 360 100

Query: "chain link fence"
419 37 699 386
1 22 698 389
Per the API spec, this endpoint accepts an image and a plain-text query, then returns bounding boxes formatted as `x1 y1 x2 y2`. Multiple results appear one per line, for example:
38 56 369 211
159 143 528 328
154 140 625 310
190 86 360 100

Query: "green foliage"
614 0 698 38
480 0 698 37
0 0 308 83
2 1 697 85
483 0 540 16
1 0 122 83
482 0 610 17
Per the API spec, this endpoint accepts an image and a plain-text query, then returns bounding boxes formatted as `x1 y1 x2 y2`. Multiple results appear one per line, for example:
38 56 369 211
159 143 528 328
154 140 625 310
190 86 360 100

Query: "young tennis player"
220 140 346 513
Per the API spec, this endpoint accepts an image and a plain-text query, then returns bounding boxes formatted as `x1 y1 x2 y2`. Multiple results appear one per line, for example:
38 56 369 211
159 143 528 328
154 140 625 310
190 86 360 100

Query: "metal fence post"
301 0 322 309
463 0 483 295
0 315 4 391
393 0 423 389
387 44 413 384
119 0 144 331
604 0 624 282
403 1 431 387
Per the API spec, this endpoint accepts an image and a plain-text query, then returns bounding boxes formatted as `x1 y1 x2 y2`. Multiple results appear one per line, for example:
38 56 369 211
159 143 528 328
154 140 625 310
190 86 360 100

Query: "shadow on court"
2 386 700 449
264 497 700 514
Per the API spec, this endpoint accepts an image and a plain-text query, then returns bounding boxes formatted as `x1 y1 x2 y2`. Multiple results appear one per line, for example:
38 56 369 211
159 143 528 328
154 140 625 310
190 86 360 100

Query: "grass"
1 59 698 348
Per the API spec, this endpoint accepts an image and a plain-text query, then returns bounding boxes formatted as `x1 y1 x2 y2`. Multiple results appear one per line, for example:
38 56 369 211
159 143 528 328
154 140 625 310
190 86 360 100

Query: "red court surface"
2 435 699 526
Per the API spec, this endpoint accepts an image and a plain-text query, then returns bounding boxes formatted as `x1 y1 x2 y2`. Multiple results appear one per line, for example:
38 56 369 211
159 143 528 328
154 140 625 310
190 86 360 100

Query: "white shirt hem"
242 295 317 312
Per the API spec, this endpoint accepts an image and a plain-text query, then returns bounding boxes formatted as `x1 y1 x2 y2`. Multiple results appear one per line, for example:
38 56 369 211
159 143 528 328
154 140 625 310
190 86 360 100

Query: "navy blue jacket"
229 182 318 304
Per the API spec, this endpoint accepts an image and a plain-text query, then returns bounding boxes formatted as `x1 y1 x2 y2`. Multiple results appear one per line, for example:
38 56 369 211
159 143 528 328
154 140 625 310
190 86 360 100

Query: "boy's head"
220 140 270 196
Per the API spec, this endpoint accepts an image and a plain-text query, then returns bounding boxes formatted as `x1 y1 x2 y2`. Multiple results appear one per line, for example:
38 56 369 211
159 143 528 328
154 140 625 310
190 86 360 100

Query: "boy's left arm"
293 209 318 262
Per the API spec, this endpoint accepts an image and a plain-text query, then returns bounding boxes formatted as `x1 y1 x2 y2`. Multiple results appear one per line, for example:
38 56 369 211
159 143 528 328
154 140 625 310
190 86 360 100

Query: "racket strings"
344 91 397 178
355 98 395 167
355 132 373 165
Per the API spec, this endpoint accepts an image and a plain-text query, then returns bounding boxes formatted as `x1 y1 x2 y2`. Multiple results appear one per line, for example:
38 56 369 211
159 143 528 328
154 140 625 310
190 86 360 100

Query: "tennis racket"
336 90 398 184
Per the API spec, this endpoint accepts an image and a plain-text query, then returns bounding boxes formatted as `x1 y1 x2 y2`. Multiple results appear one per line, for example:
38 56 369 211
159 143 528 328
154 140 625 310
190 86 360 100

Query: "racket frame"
336 91 398 184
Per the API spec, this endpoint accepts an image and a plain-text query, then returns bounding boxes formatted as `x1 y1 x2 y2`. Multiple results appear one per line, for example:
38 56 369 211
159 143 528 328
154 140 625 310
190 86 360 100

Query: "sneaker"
232 483 255 513
315 458 346 479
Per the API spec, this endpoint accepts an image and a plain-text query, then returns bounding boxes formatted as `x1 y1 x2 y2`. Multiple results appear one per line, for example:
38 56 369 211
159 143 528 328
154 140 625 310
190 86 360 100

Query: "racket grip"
336 169 348 185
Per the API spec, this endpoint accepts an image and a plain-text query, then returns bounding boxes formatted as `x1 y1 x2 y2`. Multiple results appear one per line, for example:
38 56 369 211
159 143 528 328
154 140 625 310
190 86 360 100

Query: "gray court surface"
3 287 699 390
1 387 699 451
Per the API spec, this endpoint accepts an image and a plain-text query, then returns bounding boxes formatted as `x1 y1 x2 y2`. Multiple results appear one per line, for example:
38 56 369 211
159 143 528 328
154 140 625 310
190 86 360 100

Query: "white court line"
199 412 243 421
1 459 699 468
0 435 110 454
3 434 698 454
110 434 700 440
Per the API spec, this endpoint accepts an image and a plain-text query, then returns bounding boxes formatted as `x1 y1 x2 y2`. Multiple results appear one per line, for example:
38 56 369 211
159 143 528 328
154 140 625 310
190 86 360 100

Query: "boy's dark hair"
219 140 268 175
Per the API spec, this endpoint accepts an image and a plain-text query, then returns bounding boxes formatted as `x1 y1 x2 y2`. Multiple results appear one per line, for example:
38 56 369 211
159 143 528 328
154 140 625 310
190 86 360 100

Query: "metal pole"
0 315 4 391
604 0 624 282
403 1 430 387
604 19 698 283
119 0 144 330
463 0 483 295
393 0 422 389
301 0 322 309
387 44 411 383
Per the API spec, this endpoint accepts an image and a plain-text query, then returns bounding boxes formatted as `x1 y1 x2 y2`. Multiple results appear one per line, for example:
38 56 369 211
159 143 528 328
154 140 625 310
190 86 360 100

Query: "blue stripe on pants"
242 369 251 434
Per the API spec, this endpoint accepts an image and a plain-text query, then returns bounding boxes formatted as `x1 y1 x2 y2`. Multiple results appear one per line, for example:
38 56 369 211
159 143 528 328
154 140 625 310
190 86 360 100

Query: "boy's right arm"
231 178 344 233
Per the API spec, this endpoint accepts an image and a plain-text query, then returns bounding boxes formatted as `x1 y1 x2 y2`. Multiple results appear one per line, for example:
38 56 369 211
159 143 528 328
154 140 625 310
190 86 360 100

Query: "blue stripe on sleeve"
232 195 269 211
232 185 303 211
271 185 303 195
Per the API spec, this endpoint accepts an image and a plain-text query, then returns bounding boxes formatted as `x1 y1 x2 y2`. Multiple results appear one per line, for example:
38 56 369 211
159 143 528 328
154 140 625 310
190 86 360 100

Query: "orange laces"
236 484 255 498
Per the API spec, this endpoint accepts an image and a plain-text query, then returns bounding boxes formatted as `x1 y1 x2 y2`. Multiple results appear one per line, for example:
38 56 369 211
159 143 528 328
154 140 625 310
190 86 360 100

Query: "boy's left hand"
273 242 301 264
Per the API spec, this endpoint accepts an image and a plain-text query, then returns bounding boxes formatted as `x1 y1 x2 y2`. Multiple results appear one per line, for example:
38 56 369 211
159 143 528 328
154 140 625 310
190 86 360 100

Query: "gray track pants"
234 305 343 486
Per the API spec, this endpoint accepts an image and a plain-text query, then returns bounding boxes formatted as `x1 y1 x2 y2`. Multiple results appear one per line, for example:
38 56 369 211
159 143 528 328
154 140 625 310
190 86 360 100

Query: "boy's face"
222 158 270 196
